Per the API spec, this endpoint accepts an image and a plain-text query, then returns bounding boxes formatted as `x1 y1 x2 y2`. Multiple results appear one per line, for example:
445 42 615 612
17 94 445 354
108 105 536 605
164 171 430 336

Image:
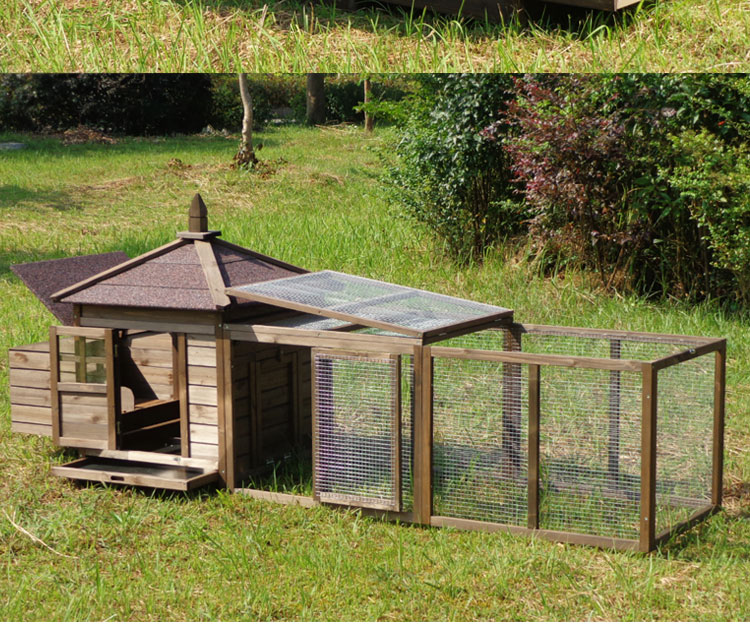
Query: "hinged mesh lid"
227 270 512 336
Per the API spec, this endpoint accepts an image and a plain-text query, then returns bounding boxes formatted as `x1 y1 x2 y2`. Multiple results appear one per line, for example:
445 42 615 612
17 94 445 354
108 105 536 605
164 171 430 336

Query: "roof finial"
189 194 208 232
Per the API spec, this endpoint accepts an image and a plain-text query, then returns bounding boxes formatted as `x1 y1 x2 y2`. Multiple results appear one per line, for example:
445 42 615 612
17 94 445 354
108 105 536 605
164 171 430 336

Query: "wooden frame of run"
229 320 725 553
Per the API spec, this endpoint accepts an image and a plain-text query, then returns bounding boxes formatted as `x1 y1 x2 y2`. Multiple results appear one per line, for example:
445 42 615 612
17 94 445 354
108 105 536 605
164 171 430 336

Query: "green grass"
1 0 748 71
1 127 750 620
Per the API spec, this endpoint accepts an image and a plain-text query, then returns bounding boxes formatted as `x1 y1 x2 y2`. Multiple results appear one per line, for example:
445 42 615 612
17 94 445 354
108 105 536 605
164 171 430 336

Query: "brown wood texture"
528 364 540 530
430 345 643 372
640 364 657 552
413 346 433 524
105 329 118 449
9 341 53 435
177 333 190 456
194 239 231 308
50 328 60 442
713 344 726 507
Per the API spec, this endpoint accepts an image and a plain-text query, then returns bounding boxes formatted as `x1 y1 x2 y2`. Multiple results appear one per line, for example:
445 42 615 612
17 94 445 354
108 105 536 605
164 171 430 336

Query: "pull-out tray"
51 450 219 491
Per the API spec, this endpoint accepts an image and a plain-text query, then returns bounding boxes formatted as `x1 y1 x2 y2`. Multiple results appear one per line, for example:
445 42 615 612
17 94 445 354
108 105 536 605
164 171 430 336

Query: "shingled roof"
12 251 131 325
50 194 307 312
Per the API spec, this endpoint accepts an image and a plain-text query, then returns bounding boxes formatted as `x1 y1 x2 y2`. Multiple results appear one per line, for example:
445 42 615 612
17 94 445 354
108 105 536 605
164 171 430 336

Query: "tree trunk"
363 78 374 133
235 73 257 168
306 73 326 126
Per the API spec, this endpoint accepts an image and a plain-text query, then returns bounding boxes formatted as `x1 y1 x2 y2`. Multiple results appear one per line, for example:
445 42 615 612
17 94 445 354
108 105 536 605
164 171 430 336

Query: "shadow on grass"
0 185 81 212
167 0 660 41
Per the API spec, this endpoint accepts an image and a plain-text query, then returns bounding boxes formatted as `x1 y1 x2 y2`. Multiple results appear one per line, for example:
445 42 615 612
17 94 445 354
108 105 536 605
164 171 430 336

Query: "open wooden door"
50 325 118 450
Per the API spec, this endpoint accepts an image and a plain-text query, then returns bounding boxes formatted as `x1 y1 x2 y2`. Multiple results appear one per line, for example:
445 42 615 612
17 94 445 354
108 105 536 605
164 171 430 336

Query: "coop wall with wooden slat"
9 342 54 436
121 331 175 402
232 341 312 486
186 333 220 459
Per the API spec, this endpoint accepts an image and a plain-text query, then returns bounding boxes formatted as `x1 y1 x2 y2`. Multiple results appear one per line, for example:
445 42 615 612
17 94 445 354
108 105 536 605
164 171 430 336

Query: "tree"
363 78 374 133
306 73 326 126
234 73 258 168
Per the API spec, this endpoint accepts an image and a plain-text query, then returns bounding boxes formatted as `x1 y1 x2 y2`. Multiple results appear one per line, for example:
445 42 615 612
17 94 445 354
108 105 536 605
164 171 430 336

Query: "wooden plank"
713 344 726 507
528 364 540 530
429 346 643 372
430 516 641 550
225 287 425 338
10 404 52 425
9 349 50 370
188 385 218 406
12 422 53 436
650 340 725 371
187 365 217 386
187 345 218 367
228 322 420 347
413 345 433 524
127 331 174 349
654 504 717 546
177 333 190 457
127 347 174 367
8 341 49 353
49 327 60 443
420 311 514 342
235 488 318 508
190 442 219 459
519 323 718 347
80 316 213 336
105 328 118 450
190 423 220 445
9 368 50 390
187 333 218 348
89 449 218 470
189 403 218 424
61 420 109 440
640 364 657 553
53 325 108 339
57 382 106 394
194 240 231 308
10 386 51 407
228 328 417 354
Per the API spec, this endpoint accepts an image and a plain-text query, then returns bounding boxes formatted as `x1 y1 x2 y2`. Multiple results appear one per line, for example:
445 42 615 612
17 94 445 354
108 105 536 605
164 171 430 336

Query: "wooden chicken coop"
8 194 726 552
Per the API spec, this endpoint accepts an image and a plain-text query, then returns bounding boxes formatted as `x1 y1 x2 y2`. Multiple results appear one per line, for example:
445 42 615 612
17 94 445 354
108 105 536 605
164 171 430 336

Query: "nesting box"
8 194 726 551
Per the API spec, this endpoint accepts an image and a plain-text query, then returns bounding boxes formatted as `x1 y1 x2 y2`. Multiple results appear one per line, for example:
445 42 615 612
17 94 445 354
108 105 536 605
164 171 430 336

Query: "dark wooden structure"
8 194 725 551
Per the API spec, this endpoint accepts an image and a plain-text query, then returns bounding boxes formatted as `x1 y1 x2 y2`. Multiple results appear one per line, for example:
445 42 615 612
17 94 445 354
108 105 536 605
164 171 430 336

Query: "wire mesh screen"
313 351 404 511
401 355 414 512
432 356 528 526
655 353 715 533
538 366 642 539
232 270 509 332
437 327 691 361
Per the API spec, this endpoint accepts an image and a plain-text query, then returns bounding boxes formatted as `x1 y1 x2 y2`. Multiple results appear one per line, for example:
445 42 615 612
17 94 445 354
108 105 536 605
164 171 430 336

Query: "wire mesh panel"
432 355 528 526
231 270 510 333
400 355 414 512
312 351 404 511
538 366 642 539
655 353 715 533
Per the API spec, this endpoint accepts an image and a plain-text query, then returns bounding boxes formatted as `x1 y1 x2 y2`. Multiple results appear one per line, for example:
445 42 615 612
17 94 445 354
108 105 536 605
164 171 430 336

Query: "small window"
58 335 107 384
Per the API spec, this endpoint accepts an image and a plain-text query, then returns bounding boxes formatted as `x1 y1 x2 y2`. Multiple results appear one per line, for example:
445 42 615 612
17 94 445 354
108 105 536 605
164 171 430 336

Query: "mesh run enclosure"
312 351 411 511
432 355 528 526
300 323 723 551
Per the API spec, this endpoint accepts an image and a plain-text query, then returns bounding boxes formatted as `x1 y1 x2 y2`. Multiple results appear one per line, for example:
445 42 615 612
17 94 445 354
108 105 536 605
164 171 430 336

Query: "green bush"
383 74 526 262
0 74 212 135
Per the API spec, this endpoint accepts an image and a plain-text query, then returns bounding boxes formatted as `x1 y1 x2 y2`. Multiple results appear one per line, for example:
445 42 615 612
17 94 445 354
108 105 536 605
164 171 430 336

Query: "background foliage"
385 73 750 306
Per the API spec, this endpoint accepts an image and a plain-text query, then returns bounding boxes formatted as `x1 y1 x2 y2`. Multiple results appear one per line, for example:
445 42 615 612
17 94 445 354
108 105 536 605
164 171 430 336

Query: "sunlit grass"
0 0 748 71
1 127 749 620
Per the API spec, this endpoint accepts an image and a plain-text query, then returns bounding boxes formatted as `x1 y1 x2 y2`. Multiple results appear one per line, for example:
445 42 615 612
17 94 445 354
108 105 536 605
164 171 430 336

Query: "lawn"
1 0 748 72
1 126 749 620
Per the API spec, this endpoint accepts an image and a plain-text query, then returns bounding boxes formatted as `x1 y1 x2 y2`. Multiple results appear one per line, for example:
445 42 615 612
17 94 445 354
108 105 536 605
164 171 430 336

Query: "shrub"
384 74 526 261
0 74 213 135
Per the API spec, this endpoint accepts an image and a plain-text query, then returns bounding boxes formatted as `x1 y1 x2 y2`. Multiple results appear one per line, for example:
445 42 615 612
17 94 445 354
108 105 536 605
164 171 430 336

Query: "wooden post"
189 193 208 232
640 363 657 552
50 326 60 444
609 339 621 486
104 328 118 450
176 333 190 457
712 343 726 507
215 323 235 490
363 78 374 133
528 364 540 529
413 345 433 524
